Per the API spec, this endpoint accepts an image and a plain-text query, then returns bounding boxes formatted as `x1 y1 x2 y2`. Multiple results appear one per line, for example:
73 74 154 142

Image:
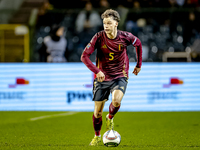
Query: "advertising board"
0 63 200 111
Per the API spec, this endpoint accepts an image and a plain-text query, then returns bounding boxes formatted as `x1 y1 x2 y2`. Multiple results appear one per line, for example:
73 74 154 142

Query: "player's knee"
94 111 102 118
112 99 121 107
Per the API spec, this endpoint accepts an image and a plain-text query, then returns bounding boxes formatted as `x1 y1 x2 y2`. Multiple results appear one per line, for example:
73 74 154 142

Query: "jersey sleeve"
81 33 101 74
128 33 142 68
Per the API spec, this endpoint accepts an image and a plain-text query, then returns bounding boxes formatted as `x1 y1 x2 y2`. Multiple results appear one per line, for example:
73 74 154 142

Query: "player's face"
103 17 118 34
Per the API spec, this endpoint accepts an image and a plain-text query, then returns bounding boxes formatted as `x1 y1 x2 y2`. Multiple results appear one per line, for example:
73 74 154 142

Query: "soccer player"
81 9 142 146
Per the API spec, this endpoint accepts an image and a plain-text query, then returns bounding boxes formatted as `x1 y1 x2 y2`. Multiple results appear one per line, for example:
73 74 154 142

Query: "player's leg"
106 90 124 130
109 89 124 118
106 77 127 131
90 79 110 146
90 100 106 146
93 100 106 136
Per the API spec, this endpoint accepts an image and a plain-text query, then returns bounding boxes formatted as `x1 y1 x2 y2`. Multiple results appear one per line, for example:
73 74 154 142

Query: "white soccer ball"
103 130 121 147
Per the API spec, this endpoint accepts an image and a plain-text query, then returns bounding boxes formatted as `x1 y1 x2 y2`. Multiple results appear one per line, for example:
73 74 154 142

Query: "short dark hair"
101 9 120 22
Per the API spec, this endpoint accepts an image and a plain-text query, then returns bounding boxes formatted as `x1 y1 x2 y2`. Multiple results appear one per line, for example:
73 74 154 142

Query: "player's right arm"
81 34 105 81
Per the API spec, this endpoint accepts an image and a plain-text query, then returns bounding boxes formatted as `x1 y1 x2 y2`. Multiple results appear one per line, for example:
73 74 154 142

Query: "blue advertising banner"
0 63 200 111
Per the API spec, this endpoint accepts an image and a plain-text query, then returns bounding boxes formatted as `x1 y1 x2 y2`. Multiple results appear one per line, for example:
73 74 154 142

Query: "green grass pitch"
0 111 200 150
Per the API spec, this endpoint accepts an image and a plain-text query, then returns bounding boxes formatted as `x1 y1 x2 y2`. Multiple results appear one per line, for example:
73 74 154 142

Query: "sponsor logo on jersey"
86 43 91 49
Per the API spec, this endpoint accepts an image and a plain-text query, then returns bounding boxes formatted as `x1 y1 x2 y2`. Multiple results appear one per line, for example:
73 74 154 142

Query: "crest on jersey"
118 44 124 51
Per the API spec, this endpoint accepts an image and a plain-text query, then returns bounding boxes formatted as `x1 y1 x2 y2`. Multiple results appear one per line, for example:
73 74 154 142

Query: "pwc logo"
9 78 29 88
163 77 184 88
67 73 94 103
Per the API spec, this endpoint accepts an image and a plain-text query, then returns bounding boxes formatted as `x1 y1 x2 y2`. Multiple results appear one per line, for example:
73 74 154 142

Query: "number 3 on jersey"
109 52 114 60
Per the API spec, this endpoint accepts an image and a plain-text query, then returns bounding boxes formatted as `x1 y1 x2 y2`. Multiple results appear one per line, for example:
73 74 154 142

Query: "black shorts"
92 77 128 101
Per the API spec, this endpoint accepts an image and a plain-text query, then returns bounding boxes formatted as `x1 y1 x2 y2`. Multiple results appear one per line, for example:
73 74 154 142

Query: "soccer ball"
103 130 121 147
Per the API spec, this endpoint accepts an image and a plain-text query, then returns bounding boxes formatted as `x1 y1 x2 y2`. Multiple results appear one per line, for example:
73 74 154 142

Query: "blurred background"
0 0 200 63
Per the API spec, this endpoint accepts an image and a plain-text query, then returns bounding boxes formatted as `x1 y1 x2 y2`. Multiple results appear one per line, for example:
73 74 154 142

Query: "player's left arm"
131 35 142 75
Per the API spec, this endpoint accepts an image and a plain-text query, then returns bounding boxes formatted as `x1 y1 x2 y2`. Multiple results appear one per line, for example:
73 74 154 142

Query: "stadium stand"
1 0 200 62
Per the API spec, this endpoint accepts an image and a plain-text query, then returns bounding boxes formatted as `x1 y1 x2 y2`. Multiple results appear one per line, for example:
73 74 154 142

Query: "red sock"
92 114 102 136
109 102 120 119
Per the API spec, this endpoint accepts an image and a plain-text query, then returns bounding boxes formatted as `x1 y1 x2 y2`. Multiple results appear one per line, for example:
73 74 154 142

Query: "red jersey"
81 30 142 81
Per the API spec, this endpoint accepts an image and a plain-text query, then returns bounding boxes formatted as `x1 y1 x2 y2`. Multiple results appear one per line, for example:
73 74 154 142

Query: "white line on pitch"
29 112 78 121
